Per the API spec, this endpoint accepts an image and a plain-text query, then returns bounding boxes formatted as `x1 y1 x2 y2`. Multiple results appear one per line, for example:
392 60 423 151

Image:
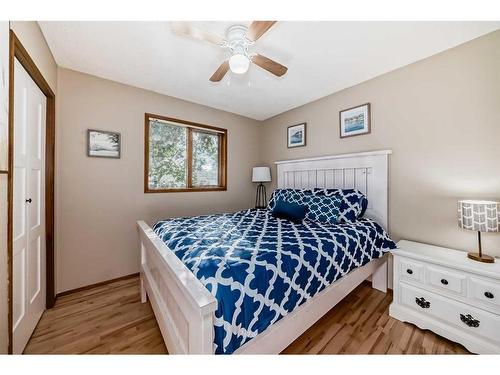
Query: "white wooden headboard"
275 150 392 230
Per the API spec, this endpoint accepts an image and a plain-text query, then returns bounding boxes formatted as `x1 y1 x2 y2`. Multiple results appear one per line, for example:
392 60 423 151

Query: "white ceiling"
39 21 500 121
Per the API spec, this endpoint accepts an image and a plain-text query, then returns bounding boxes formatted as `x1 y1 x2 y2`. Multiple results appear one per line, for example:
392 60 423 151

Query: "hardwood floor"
283 282 469 354
24 276 167 354
24 276 469 354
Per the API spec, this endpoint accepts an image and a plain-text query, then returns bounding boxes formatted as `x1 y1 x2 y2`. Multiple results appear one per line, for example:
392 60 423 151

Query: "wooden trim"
144 187 227 193
220 130 227 188
143 113 150 194
7 29 14 356
339 102 371 139
0 170 8 174
144 113 228 193
56 273 140 298
45 96 55 309
7 30 56 354
145 113 227 134
186 127 193 188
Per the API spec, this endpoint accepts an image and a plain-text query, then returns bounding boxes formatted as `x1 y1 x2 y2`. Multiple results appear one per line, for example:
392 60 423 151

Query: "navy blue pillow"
312 188 368 223
272 198 307 223
267 188 313 210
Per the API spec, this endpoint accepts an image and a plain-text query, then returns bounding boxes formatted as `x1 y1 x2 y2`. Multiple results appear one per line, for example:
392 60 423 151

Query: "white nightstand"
389 240 500 354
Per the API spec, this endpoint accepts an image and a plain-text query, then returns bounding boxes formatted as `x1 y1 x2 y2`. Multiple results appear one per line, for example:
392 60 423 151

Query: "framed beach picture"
339 103 371 138
87 129 121 158
287 122 306 148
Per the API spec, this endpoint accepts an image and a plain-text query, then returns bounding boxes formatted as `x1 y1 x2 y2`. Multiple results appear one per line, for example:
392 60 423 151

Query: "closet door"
12 58 46 354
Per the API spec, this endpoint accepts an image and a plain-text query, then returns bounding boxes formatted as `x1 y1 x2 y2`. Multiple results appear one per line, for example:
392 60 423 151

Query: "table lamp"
252 167 271 209
458 200 498 263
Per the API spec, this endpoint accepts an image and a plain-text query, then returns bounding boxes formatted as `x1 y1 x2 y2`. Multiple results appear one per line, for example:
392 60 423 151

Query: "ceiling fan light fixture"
176 21 286 82
229 53 250 74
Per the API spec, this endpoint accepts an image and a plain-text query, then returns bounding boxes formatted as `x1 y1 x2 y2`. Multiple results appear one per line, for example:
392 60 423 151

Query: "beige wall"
56 68 262 293
261 30 500 257
0 21 57 354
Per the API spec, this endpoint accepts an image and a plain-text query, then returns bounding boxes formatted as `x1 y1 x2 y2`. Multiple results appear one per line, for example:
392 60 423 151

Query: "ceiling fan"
171 21 288 82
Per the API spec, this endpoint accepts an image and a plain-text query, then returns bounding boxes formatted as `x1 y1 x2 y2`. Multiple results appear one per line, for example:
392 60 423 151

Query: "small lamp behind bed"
252 167 271 209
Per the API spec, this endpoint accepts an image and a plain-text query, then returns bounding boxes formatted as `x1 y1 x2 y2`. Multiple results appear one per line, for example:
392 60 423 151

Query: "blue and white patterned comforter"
153 209 396 354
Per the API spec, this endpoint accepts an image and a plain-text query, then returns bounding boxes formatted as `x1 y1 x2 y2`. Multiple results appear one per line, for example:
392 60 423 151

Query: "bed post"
140 243 147 303
371 256 388 293
137 220 217 354
189 312 215 354
140 275 147 303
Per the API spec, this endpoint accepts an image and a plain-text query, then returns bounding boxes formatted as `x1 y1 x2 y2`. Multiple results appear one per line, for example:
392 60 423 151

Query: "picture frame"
339 103 371 138
87 129 121 158
287 122 306 148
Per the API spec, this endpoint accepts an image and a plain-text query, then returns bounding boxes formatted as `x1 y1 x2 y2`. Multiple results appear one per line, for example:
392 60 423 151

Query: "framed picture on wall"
339 103 371 138
87 129 121 158
287 122 306 148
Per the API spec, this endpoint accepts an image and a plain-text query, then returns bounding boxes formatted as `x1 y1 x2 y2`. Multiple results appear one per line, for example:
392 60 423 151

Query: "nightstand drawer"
469 277 500 311
426 264 467 297
399 258 424 284
392 240 500 353
400 283 500 344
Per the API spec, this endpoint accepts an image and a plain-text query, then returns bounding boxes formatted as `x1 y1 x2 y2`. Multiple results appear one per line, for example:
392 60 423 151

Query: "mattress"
153 208 396 354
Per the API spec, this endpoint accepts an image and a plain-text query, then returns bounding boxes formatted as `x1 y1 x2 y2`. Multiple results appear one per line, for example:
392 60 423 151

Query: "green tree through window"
145 115 227 192
149 120 187 189
192 131 219 187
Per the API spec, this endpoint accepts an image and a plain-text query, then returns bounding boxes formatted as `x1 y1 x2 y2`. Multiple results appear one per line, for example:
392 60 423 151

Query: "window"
145 113 227 192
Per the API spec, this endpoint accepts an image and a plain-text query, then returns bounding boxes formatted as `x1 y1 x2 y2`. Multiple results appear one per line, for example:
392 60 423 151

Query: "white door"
12 58 46 354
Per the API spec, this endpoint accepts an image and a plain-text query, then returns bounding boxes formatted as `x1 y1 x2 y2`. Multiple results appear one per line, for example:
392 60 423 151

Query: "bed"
137 150 394 354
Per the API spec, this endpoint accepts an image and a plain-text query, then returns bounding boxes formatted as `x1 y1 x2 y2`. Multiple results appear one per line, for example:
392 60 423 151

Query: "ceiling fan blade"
209 61 230 82
251 54 288 77
171 22 222 45
246 21 277 41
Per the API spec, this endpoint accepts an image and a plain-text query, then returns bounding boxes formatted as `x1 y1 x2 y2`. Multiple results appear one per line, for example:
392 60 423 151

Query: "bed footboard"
137 220 217 354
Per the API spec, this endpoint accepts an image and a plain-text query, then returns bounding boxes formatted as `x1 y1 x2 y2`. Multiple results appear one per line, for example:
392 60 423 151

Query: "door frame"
7 30 55 354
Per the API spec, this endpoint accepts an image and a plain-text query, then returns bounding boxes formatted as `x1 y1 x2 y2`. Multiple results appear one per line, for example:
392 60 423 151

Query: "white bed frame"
137 150 392 354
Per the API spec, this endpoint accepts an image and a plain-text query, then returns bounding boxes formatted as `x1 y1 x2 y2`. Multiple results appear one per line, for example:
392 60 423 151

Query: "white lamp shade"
229 54 250 74
458 200 499 232
252 167 271 182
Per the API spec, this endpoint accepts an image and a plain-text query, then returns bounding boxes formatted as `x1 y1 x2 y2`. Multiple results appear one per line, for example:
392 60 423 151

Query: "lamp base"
467 252 495 263
255 183 267 209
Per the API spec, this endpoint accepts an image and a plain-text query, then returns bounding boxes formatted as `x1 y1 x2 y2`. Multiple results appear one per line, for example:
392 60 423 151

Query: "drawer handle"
460 314 480 328
415 297 430 309
406 269 413 275
440 279 448 285
484 291 494 299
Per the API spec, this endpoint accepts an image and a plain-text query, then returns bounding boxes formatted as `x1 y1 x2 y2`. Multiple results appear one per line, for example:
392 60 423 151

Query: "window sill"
144 186 227 193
